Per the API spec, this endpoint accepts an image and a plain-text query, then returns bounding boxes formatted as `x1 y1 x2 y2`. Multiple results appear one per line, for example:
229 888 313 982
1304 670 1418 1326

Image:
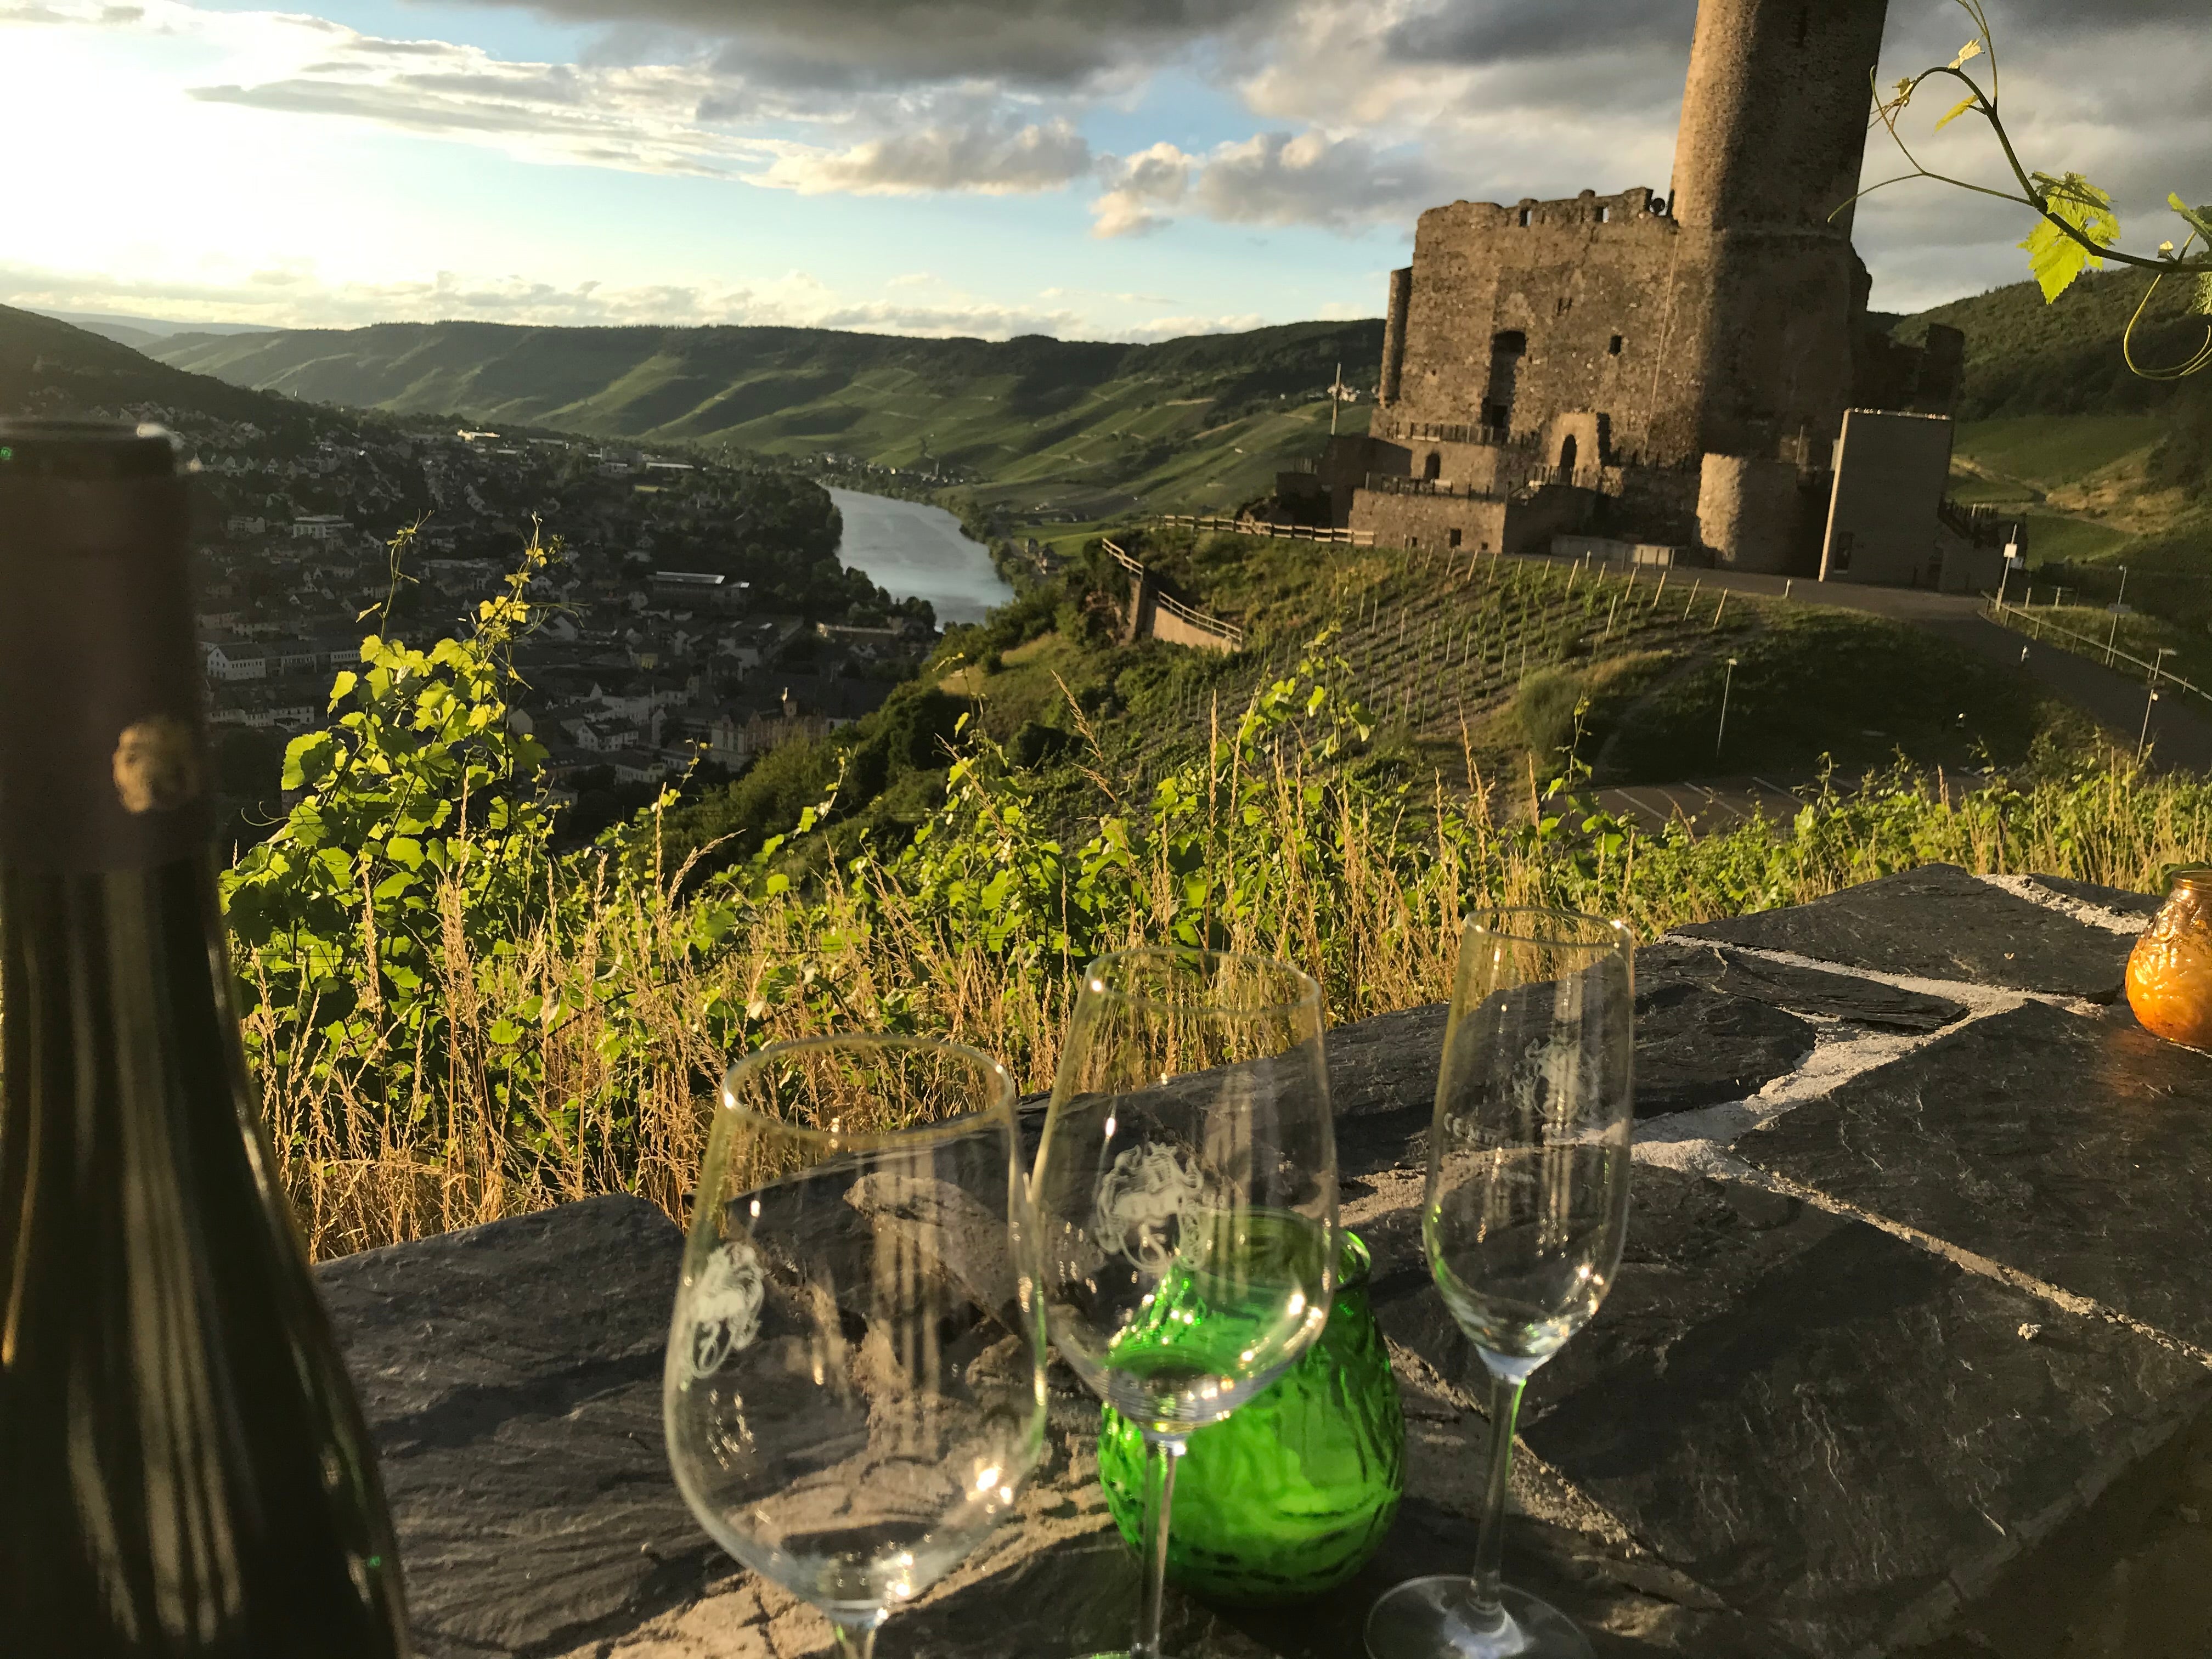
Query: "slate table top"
318 865 2212 1659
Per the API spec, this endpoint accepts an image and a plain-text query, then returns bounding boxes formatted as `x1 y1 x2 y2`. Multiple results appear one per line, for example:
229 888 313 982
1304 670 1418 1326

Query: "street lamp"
1716 657 1739 763
2108 566 2130 667
2141 688 2162 763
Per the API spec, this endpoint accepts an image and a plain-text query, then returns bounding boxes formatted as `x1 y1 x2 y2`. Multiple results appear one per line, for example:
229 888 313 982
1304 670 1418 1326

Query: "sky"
0 0 2204 342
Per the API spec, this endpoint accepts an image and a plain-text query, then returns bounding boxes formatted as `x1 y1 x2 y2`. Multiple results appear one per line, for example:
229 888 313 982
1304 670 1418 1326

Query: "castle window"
1517 207 1532 227
1609 335 1624 356
1449 528 1464 549
1596 206 1611 223
1423 452 1442 481
1556 296 1572 315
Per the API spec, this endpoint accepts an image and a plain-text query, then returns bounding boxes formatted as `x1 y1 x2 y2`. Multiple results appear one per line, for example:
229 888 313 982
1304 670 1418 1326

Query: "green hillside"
1894 266 2211 421
0 303 336 442
149 319 1384 517
1889 270 2212 616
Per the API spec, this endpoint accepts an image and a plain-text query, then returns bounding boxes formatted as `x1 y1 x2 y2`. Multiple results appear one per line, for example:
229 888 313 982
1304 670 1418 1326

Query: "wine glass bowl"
1033 946 1339 1659
664 1036 1047 1657
1367 910 1634 1659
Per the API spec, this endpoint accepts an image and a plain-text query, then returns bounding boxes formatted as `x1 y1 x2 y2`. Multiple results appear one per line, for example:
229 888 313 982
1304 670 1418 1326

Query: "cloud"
1092 129 1447 236
761 119 1091 195
1380 0 1695 67
452 0 1297 90
0 257 1087 337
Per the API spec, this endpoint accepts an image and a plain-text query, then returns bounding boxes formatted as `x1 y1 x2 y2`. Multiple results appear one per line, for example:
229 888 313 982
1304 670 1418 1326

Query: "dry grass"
249 737 2212 1261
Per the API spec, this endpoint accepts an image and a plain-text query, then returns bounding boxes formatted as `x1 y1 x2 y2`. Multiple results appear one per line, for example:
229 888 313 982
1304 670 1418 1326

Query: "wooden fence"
1158 515 1377 548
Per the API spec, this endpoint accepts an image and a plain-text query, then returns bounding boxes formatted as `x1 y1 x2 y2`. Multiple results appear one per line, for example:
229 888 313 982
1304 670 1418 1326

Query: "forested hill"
1891 267 2212 421
148 317 1384 466
0 304 337 443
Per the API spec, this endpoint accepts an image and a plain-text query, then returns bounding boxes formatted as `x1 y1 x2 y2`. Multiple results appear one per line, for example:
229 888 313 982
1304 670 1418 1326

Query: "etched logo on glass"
1094 1143 1211 1273
685 1239 765 1381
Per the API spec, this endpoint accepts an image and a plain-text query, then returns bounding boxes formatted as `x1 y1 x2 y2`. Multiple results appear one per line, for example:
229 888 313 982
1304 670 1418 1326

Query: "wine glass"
664 1036 1048 1659
1365 909 1634 1659
1032 947 1339 1659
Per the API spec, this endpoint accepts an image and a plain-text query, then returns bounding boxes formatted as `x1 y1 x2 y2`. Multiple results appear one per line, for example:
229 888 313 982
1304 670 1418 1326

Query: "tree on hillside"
1858 0 2211 378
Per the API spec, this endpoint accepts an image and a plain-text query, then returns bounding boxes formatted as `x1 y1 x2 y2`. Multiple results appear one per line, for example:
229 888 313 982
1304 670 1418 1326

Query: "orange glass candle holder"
2127 869 2212 1051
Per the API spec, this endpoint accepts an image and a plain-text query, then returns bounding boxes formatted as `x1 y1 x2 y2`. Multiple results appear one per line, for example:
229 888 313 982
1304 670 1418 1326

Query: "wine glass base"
1364 1577 1593 1659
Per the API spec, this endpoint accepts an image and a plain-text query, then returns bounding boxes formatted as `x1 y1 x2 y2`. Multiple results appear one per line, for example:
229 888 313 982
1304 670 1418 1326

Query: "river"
827 487 1015 627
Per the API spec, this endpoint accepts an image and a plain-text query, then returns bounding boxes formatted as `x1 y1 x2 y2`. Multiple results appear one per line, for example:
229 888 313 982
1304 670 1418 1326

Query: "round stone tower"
1668 0 1891 567
1672 0 1892 237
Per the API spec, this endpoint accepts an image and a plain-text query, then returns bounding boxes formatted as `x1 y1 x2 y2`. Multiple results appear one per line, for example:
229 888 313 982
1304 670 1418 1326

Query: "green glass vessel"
1098 1231 1404 1605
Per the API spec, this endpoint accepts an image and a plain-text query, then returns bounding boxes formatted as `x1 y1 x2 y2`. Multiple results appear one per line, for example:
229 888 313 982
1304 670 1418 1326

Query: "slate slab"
1359 1166 2212 1658
1740 1000 2212 1352
2024 873 2164 921
1675 864 2135 998
1638 940 1968 1034
1322 984 1821 1136
1633 979 1815 1119
319 1195 706 1658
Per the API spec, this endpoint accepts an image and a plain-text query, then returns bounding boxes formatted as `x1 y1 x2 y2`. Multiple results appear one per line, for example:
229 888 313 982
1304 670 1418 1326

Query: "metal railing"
1370 412 1525 448
1526 463 1613 492
1942 500 2021 549
1362 473 1484 499
1103 537 1246 649
1982 596 2211 708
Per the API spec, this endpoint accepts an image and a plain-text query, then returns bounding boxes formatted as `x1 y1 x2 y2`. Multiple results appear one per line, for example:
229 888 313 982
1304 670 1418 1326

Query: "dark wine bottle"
0 421 410 1656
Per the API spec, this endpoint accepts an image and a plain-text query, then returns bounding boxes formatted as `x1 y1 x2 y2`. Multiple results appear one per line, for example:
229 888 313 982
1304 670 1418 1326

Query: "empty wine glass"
664 1036 1048 1659
1365 910 1634 1659
1033 947 1339 1659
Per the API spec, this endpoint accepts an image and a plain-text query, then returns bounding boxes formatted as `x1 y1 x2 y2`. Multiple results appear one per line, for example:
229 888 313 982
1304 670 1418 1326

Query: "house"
200 634 268 682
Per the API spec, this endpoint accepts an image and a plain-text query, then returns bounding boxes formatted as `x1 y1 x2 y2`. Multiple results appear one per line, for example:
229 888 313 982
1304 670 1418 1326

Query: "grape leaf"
2170 193 2212 250
2020 172 2120 303
1933 94 1977 132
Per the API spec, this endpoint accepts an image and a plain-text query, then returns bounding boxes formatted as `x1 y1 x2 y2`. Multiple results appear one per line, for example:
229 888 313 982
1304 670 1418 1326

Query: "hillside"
148 318 1384 518
0 303 340 446
1893 267 2211 421
1889 272 2212 620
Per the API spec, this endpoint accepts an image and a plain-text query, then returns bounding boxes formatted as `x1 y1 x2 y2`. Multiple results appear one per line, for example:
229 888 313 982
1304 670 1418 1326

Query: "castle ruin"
1282 0 1971 579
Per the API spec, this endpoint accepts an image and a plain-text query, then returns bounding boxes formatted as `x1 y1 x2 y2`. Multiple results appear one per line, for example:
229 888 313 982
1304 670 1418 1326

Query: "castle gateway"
1282 0 1968 580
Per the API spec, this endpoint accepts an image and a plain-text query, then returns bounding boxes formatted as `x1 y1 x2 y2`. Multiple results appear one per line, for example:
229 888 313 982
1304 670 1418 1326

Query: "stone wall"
1347 488 1509 555
1389 188 1701 469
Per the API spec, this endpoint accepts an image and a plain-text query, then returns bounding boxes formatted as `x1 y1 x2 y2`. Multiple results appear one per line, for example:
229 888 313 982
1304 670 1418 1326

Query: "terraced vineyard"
1105 540 1754 765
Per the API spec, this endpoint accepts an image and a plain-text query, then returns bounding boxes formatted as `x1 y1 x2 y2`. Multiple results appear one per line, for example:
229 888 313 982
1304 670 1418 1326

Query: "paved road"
1537 557 2212 772
1591 770 1994 834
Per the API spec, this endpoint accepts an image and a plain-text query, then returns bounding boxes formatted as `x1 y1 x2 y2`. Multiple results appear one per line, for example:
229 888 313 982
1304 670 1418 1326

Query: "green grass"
2021 512 2137 566
1953 415 2168 493
1600 608 2088 782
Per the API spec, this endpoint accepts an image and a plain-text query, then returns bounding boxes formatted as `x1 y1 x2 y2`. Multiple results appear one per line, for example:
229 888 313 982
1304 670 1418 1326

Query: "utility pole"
1329 363 1346 437
1716 657 1739 763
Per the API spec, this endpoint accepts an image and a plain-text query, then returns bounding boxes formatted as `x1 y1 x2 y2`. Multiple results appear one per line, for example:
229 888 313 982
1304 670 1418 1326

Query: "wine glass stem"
829 1618 879 1659
1470 1369 1530 1626
1132 1431 1187 1659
